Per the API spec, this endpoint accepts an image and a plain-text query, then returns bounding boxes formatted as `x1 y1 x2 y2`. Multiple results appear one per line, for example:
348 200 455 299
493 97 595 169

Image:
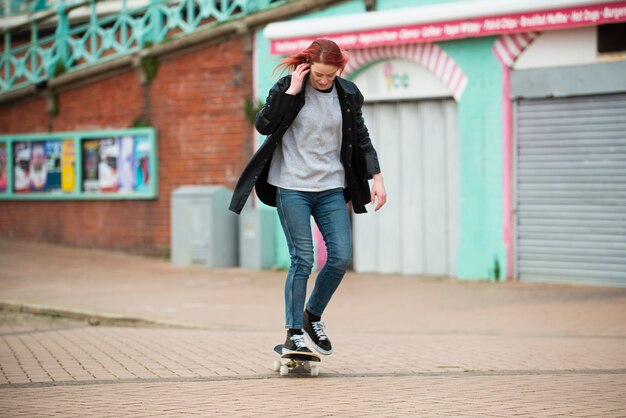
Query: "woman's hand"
285 62 310 95
370 174 387 211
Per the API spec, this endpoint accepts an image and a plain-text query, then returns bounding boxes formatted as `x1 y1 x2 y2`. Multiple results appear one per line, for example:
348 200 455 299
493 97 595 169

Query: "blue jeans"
276 187 352 329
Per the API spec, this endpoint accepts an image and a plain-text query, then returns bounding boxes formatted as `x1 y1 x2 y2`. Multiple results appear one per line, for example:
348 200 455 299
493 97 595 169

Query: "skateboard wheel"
280 365 289 376
273 360 281 372
310 365 319 377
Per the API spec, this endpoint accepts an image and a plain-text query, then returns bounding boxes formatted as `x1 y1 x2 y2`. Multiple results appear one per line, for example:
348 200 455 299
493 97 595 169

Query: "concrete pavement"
1 238 625 417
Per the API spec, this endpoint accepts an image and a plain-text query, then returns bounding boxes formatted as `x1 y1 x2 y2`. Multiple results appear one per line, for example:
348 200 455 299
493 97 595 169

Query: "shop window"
597 23 626 53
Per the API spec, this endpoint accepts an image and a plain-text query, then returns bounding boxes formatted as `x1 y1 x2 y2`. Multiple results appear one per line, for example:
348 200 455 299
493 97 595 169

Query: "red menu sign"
270 2 626 54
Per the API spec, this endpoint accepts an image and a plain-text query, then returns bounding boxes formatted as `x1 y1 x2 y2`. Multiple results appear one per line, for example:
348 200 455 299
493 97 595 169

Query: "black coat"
228 75 380 214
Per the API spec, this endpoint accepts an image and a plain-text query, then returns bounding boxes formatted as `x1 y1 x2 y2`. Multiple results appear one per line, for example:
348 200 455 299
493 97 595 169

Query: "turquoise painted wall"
439 38 506 280
255 0 506 279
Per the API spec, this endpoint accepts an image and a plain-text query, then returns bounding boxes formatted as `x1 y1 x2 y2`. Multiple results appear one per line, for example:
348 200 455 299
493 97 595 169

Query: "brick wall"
0 37 254 256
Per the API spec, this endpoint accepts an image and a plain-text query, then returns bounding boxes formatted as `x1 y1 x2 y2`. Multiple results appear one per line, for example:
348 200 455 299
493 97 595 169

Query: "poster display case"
0 128 157 200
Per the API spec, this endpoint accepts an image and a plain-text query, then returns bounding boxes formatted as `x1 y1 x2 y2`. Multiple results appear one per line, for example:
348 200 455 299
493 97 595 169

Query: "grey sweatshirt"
267 83 345 192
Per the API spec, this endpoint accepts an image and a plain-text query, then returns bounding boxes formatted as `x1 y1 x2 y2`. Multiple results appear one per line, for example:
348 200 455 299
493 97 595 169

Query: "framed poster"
61 139 75 192
98 137 119 192
82 139 101 192
118 135 135 192
45 140 62 192
30 141 48 191
79 132 155 195
0 128 157 200
134 135 151 193
14 142 31 193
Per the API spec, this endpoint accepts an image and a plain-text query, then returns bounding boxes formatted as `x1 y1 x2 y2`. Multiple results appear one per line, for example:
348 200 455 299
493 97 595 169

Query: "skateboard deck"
273 344 321 377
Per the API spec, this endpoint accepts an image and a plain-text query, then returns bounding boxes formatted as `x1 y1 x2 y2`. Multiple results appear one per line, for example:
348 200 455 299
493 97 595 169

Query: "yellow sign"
61 139 75 192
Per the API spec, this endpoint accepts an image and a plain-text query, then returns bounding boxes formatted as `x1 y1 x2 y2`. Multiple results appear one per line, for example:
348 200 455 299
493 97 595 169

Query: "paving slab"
1 238 626 417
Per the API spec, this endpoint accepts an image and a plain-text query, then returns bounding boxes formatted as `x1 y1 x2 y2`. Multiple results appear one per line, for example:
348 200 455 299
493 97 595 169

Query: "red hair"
274 39 349 75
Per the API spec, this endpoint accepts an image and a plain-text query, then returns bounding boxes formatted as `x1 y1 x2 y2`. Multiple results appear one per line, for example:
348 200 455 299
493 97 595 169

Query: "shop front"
255 0 626 284
505 27 626 286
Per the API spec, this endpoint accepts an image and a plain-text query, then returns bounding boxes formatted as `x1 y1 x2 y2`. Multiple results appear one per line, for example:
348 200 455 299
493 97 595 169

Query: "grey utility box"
171 186 238 267
239 203 275 269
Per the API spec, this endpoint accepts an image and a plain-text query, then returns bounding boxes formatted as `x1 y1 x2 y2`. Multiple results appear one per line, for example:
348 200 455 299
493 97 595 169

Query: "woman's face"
308 61 339 90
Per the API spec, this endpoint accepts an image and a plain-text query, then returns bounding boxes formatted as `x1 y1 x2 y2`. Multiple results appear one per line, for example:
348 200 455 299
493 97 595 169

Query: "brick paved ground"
1 239 625 417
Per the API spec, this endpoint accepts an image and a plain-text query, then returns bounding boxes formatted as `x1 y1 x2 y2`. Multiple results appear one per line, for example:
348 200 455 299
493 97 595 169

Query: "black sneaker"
282 330 312 355
303 310 333 355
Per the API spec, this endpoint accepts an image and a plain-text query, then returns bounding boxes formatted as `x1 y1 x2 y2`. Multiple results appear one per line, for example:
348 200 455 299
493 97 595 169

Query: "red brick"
0 37 253 256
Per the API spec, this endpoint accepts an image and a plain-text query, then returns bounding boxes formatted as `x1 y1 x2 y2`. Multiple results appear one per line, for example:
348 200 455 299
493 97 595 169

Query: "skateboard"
272 344 321 377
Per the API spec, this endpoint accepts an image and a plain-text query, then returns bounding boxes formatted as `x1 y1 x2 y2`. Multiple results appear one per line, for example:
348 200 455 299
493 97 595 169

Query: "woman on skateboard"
229 39 386 355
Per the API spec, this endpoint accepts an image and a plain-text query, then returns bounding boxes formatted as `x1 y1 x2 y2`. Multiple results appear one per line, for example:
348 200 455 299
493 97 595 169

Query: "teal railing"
1 0 286 94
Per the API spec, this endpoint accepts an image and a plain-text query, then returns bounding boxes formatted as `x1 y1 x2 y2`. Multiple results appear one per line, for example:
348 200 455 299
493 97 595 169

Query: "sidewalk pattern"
1 239 625 416
1 324 625 416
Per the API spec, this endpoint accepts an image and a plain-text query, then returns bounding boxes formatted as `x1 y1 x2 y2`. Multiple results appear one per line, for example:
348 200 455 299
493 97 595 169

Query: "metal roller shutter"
515 93 626 286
